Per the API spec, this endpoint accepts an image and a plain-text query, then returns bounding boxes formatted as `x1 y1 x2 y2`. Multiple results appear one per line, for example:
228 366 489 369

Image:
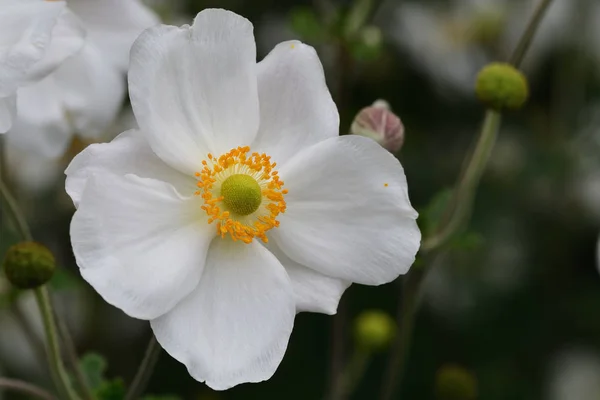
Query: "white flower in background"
547 349 600 400
383 0 585 94
6 0 159 159
0 0 85 133
66 9 421 390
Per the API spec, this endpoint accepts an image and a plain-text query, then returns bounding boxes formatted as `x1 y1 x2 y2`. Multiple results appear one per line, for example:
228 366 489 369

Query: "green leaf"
80 353 108 390
95 378 126 400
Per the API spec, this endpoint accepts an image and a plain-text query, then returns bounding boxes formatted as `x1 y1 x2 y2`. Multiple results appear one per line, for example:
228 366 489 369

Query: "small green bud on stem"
475 62 528 110
2 242 55 289
354 309 396 351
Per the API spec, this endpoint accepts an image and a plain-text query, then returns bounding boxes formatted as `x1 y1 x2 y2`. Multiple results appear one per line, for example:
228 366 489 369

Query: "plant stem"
421 110 501 252
380 266 428 400
125 335 161 400
509 0 554 68
35 287 80 400
334 347 371 400
0 377 57 400
0 177 32 241
58 319 95 400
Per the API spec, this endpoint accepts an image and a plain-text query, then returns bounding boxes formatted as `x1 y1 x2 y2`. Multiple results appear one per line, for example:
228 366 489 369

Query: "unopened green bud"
350 100 405 152
2 242 55 289
435 365 478 400
475 62 528 110
354 310 395 351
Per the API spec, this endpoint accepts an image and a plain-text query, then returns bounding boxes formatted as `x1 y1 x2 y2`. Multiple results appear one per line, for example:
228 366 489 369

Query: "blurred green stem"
34 287 81 400
509 0 554 68
0 178 32 241
0 377 57 400
332 348 371 400
58 319 95 400
421 110 501 252
0 176 80 400
125 334 161 400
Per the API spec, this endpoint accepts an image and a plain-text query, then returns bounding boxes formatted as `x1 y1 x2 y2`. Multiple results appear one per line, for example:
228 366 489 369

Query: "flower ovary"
221 174 262 216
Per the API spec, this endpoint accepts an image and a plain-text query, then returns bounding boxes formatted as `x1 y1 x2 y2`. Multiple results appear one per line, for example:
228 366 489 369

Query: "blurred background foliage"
2 0 600 399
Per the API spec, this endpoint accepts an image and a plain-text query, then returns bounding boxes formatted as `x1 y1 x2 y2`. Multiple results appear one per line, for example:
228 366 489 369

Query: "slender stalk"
509 0 554 68
380 267 427 400
58 319 95 400
0 177 32 241
421 110 501 252
35 287 80 400
0 377 57 400
334 348 371 400
125 335 161 400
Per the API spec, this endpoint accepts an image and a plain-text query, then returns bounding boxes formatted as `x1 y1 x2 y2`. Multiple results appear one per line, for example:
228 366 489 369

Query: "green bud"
354 310 395 351
435 365 478 400
2 242 55 289
475 62 528 110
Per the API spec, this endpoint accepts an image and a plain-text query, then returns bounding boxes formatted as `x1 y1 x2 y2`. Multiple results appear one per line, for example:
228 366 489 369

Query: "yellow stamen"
194 146 287 244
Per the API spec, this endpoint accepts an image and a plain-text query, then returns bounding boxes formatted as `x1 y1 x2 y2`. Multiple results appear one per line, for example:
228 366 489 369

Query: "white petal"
53 43 125 138
252 40 339 164
8 75 72 158
67 0 160 71
71 173 214 320
0 95 15 133
129 9 259 175
0 0 65 96
268 242 350 315
151 239 295 390
65 129 196 207
273 136 421 285
24 8 86 83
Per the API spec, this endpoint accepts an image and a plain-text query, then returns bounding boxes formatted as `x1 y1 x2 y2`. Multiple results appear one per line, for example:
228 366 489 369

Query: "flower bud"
350 100 405 153
475 62 528 110
435 365 478 400
2 242 55 289
354 309 395 351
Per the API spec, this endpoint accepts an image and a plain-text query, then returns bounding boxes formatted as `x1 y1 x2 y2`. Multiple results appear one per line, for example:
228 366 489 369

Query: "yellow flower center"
194 146 287 244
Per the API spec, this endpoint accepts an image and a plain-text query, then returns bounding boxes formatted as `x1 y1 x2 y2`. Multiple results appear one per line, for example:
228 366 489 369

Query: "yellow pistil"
194 146 288 244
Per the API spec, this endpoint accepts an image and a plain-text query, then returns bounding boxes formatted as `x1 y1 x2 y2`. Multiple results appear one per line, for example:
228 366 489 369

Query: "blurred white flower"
7 0 159 159
546 349 600 400
0 0 85 133
65 9 421 390
385 0 595 94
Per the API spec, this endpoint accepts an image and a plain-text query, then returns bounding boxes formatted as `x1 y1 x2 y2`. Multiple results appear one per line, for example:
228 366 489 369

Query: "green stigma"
220 174 262 216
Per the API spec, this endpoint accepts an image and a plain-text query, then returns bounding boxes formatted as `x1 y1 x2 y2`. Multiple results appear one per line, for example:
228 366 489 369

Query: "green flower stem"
0 175 80 400
34 287 81 400
0 377 57 400
421 110 502 252
332 347 371 400
58 319 95 400
125 335 161 400
0 177 32 241
509 0 554 68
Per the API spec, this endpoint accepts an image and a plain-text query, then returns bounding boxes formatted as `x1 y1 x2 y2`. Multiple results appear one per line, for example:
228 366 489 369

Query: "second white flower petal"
151 239 295 390
71 174 214 320
128 9 260 175
273 135 421 286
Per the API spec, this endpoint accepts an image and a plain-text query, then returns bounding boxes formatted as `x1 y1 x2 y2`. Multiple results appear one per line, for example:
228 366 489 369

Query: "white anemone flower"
0 0 85 133
66 9 421 390
7 0 159 159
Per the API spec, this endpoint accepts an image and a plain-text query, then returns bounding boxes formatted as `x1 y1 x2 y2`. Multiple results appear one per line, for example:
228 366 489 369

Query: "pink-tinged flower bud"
350 100 405 153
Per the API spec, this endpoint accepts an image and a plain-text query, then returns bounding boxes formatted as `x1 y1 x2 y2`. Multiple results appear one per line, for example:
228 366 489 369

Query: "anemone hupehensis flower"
66 9 421 390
